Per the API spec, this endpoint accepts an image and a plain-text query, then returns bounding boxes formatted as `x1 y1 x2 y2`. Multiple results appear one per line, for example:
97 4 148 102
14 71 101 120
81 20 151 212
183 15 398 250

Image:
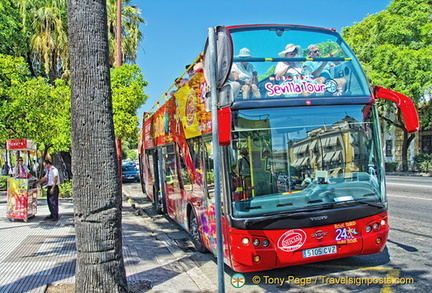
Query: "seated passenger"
274 44 317 97
275 44 303 78
175 78 189 88
303 44 347 95
13 157 31 179
231 48 261 99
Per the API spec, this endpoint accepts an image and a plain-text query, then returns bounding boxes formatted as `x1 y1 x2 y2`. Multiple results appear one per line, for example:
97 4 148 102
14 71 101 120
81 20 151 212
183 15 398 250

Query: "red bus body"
139 24 418 272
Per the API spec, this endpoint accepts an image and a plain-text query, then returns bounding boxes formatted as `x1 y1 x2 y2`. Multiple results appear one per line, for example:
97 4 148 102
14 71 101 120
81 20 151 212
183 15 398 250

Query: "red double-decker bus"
138 24 419 272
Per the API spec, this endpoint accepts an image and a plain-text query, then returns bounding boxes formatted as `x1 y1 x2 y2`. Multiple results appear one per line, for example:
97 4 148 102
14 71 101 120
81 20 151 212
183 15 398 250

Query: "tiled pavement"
0 185 217 293
0 194 75 293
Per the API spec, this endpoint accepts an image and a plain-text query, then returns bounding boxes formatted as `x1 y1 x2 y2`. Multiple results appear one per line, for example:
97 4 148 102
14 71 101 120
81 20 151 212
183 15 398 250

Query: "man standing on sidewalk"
38 159 60 221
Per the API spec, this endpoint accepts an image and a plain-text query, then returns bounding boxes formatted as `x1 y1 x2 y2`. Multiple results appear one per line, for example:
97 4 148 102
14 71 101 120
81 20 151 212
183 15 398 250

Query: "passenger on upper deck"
303 44 346 95
230 48 261 99
275 44 303 78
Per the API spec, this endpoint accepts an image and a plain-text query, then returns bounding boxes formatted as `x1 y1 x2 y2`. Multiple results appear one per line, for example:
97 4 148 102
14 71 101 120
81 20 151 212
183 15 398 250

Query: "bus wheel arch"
188 205 207 253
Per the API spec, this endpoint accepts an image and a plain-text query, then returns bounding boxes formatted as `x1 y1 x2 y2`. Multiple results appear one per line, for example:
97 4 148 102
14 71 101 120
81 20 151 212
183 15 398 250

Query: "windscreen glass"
229 105 384 218
227 26 370 100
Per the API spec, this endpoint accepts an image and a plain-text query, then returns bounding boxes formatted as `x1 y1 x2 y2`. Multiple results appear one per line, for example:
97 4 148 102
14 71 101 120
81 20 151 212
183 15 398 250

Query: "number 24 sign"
335 227 358 241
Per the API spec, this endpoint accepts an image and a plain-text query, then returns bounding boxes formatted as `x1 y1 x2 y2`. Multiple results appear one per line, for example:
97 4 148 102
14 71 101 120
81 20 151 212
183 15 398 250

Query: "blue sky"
131 0 393 123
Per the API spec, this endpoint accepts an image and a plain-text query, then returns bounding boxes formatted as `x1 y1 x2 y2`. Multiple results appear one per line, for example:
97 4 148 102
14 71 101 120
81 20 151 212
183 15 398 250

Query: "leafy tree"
67 0 127 291
342 0 432 171
29 0 69 82
0 54 70 157
0 1 27 56
111 64 148 142
107 0 145 67
13 0 145 81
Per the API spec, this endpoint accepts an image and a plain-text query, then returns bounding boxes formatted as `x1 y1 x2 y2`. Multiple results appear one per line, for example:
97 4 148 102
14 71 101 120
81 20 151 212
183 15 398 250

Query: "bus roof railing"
232 57 351 63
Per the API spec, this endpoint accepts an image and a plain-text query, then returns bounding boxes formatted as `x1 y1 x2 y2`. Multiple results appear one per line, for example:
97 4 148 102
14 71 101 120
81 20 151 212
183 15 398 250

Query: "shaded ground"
46 280 151 293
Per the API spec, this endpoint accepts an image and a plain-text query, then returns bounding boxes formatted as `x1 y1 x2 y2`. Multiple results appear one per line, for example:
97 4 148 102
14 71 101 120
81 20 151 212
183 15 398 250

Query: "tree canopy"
0 1 147 156
111 64 148 141
342 0 432 129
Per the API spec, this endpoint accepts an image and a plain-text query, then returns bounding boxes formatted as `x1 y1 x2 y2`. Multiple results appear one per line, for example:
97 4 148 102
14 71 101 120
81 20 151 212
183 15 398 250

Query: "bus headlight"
241 237 250 246
262 239 270 247
373 223 380 230
365 225 372 233
252 239 260 247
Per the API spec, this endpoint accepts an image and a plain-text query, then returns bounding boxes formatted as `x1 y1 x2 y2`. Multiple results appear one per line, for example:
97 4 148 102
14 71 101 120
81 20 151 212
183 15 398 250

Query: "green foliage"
59 180 72 198
0 54 71 152
111 64 148 141
414 153 432 172
0 176 9 191
0 1 28 56
0 57 148 156
342 0 432 111
385 162 398 172
124 149 137 161
1 2 148 154
342 0 432 170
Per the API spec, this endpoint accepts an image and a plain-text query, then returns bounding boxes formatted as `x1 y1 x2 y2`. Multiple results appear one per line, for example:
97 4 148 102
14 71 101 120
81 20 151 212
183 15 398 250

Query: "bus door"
200 138 217 252
143 149 156 200
201 138 232 256
163 144 183 223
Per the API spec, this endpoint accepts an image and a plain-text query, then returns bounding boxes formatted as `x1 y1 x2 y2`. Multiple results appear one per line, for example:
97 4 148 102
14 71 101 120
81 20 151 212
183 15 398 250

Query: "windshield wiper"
355 200 385 208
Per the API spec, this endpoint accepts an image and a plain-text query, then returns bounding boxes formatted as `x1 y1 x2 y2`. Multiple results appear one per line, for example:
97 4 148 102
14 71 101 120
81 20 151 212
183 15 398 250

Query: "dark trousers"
47 186 59 219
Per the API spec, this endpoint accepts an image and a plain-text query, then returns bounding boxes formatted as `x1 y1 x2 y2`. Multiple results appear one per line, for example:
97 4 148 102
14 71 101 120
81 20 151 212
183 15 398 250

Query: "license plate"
303 245 337 258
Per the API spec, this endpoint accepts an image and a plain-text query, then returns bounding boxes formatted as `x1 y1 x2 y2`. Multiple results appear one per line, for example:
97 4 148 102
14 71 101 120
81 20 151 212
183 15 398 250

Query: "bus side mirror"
218 107 232 146
373 86 420 133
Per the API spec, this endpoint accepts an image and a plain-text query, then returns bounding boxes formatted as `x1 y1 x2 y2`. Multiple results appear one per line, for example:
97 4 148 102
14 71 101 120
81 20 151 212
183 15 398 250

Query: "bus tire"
189 210 207 253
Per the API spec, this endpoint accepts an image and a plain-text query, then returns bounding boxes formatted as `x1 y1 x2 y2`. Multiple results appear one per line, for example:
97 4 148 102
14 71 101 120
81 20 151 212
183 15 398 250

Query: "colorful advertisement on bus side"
143 73 211 149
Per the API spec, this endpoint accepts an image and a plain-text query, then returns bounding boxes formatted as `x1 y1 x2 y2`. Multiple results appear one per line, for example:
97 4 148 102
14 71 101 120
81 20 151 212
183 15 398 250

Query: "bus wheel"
189 211 207 253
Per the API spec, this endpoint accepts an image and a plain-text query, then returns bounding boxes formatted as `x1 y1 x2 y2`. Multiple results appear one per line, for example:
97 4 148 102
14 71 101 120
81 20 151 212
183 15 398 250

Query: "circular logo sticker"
277 229 307 252
231 273 245 288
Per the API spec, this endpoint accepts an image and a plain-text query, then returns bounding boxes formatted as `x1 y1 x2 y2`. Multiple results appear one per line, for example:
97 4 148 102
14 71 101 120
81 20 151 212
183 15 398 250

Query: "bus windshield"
230 104 385 218
227 25 370 99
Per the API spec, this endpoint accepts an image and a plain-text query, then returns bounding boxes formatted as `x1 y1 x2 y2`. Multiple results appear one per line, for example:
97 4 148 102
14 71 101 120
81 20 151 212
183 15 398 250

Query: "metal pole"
208 27 225 293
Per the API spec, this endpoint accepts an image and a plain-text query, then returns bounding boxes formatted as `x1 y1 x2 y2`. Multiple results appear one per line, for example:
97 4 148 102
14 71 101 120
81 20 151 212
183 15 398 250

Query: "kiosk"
5 139 41 222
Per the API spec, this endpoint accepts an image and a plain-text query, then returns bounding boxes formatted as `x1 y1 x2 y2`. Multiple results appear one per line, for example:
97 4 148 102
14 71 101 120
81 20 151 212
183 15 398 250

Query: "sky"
131 0 393 124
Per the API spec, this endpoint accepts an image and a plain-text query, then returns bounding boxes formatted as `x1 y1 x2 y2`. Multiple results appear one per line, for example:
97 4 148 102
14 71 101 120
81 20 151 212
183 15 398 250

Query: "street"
124 175 432 292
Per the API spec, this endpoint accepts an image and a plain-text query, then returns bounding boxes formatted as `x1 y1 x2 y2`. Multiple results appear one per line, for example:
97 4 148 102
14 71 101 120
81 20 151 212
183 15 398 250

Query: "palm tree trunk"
67 0 127 292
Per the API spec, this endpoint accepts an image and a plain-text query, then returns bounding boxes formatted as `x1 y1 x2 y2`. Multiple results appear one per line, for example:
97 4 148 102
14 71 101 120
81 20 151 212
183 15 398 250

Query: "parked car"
122 164 139 182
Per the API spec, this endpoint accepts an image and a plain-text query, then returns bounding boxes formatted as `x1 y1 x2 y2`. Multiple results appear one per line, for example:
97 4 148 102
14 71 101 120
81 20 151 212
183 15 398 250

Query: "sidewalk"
0 185 217 293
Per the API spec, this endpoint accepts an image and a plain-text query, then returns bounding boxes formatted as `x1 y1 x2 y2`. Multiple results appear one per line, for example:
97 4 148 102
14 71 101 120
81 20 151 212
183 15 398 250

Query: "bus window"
145 149 155 184
178 146 192 191
188 138 204 187
227 27 370 99
164 144 179 189
203 139 215 199
231 105 385 218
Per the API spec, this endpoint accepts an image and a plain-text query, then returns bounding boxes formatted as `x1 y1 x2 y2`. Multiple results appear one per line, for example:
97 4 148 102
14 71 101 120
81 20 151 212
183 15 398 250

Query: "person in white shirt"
231 48 261 99
38 159 60 221
275 44 303 78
